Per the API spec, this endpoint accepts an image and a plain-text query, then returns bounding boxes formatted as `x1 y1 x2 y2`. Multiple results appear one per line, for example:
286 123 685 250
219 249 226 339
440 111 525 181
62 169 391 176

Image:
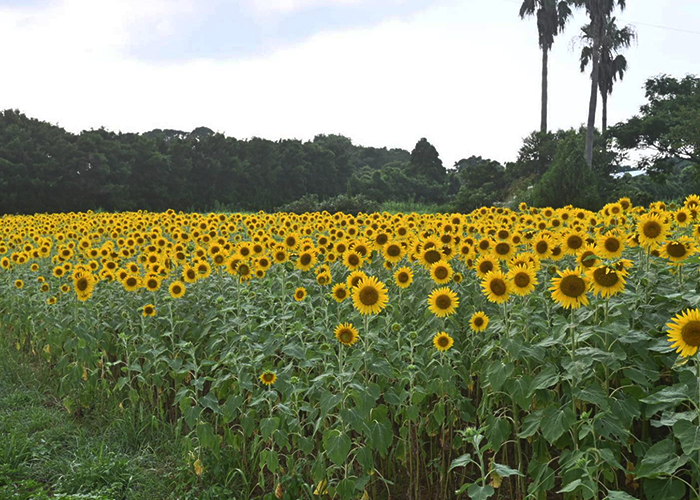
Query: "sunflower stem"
570 308 578 451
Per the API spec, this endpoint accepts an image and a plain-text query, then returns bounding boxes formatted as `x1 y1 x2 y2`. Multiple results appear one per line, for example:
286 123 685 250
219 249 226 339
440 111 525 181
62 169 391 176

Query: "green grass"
0 341 202 500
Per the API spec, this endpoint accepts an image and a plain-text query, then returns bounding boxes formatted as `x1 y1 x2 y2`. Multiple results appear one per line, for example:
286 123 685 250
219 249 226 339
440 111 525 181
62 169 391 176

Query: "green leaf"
260 417 279 441
200 392 222 415
433 401 445 425
449 453 474 472
528 366 559 396
467 484 495 500
486 361 513 392
518 409 543 438
541 405 576 444
370 420 393 457
484 416 511 451
491 463 523 477
643 477 685 500
197 422 217 448
635 439 686 478
558 479 582 493
606 491 639 500
673 419 700 455
641 384 690 405
323 429 351 467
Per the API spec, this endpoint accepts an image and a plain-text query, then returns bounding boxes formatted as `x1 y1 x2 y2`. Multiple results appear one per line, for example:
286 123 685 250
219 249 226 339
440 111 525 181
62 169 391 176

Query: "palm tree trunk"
601 91 608 134
541 47 549 134
584 27 601 168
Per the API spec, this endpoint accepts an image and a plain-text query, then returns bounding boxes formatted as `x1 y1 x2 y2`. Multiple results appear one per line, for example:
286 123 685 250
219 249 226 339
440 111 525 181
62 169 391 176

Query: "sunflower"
427 287 459 318
418 245 444 267
182 265 197 283
331 283 349 302
352 276 389 316
14 279 24 289
589 265 626 298
576 244 599 270
550 268 589 309
660 238 696 263
562 230 586 255
294 287 307 301
334 322 359 346
596 231 624 259
142 304 157 317
509 265 537 296
433 331 454 352
481 270 511 304
469 312 489 332
667 309 700 357
144 275 161 292
382 240 405 264
430 261 453 285
453 272 463 284
169 280 186 299
346 270 368 289
531 234 553 259
492 239 514 260
637 213 670 248
260 371 277 386
316 272 332 286
394 266 414 288
343 251 364 271
296 251 317 272
475 255 499 278
73 273 96 301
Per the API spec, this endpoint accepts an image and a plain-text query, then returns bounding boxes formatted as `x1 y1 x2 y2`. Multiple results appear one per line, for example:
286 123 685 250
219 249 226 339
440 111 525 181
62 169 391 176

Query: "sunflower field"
3 197 700 500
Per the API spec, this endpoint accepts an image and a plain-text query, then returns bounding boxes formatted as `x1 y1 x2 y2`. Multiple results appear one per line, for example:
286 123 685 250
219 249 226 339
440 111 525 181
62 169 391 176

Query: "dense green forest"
0 75 698 215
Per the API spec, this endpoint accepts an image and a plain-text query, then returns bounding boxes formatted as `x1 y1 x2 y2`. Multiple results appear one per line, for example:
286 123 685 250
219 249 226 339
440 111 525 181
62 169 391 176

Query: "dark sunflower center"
275 252 285 261
126 277 137 287
667 242 687 258
376 234 388 245
387 245 401 257
77 278 88 291
148 279 158 288
681 321 700 347
398 272 409 283
474 317 484 327
263 373 274 382
560 275 586 297
678 213 688 222
495 242 510 255
425 249 442 264
478 241 490 250
514 273 530 288
435 294 452 310
187 270 196 279
498 230 509 239
489 278 507 296
435 267 449 279
339 329 353 343
359 287 379 306
145 306 154 314
348 254 360 266
351 277 362 287
336 289 347 298
300 254 312 265
173 285 182 294
536 241 548 254
551 247 562 257
479 261 494 274
580 251 596 268
567 236 583 249
593 267 619 287
437 336 449 347
239 264 250 275
604 238 620 252
643 221 661 238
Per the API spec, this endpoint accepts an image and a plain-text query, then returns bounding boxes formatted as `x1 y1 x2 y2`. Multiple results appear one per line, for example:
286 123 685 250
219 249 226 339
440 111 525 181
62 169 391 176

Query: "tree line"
0 73 697 215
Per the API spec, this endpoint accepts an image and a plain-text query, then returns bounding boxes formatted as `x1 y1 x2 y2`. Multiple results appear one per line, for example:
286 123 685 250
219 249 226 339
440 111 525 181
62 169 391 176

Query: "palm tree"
519 0 573 133
580 17 636 133
571 0 627 167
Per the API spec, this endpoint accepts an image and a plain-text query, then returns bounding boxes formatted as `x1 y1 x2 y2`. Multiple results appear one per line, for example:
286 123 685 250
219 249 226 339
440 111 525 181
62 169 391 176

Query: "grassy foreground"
0 339 221 500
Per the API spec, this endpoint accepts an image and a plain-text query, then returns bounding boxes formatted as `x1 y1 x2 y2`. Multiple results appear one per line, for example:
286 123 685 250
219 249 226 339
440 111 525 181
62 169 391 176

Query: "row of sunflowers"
1 197 699 499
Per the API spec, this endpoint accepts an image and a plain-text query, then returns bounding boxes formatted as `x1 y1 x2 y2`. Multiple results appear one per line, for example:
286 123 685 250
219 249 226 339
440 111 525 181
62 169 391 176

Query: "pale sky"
0 0 698 167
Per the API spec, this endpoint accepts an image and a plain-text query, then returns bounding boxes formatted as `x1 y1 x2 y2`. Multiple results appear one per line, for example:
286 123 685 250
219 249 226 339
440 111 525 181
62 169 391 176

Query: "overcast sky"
0 0 698 167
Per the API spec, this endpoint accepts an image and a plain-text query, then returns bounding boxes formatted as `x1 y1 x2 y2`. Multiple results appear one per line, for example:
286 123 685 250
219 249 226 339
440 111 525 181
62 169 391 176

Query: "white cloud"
0 0 698 167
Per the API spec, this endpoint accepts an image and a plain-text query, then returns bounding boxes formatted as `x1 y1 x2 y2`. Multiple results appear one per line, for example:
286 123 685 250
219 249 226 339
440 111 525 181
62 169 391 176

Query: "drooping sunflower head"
394 266 414 289
667 309 700 357
427 287 459 318
481 270 511 304
352 276 389 316
469 311 489 332
260 371 277 386
433 331 454 352
334 322 359 346
550 268 589 309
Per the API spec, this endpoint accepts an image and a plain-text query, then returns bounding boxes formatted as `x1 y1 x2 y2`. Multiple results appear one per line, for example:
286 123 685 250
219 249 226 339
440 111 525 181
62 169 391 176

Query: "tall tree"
519 0 572 133
571 0 627 167
579 17 636 133
409 138 446 183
